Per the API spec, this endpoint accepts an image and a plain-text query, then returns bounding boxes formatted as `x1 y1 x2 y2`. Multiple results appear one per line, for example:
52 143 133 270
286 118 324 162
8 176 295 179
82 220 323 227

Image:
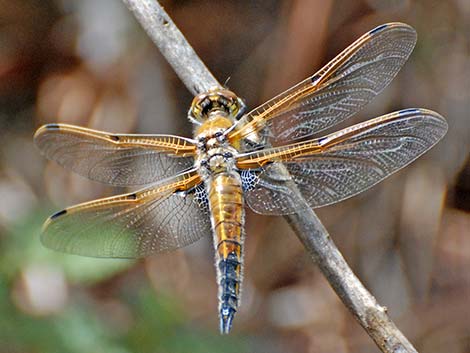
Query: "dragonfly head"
188 89 246 124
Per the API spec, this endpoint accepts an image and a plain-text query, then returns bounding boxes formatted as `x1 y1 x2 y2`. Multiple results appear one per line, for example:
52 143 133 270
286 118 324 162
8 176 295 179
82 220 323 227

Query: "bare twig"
122 0 220 95
285 199 418 353
121 0 419 352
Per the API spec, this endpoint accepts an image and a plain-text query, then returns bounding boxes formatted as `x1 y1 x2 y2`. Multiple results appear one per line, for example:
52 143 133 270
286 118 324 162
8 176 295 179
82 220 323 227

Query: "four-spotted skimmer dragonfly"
34 23 447 333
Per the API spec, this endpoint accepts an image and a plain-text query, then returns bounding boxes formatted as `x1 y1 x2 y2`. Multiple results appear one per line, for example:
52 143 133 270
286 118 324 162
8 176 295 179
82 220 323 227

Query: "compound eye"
223 152 233 159
218 96 229 107
200 98 211 110
214 131 222 138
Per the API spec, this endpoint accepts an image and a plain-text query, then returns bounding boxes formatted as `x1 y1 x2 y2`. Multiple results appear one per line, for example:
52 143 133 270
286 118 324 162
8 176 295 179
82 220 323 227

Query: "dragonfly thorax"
194 109 240 178
197 145 237 178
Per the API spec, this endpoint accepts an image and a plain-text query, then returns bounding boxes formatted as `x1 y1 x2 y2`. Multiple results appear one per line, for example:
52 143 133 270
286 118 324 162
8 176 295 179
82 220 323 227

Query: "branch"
122 0 220 95
285 201 418 352
121 1 418 352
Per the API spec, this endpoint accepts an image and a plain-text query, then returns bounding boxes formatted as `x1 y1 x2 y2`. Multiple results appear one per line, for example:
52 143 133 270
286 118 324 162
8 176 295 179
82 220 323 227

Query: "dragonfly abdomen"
207 172 245 334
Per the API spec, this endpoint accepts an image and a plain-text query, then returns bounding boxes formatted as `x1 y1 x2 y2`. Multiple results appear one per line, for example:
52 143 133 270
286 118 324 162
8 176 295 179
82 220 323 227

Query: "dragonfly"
34 23 447 333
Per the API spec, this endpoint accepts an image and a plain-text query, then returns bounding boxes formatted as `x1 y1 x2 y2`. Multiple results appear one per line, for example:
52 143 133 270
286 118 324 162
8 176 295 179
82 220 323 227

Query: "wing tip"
33 123 58 140
33 124 67 148
397 108 448 139
399 108 448 125
369 22 416 33
367 22 417 44
35 123 62 132
34 123 94 139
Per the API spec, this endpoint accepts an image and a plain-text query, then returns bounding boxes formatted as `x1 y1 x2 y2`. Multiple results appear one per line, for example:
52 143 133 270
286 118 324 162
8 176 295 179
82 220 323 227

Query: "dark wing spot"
50 209 67 220
311 74 321 84
399 108 420 116
127 193 137 200
109 135 120 141
45 124 60 130
369 23 388 35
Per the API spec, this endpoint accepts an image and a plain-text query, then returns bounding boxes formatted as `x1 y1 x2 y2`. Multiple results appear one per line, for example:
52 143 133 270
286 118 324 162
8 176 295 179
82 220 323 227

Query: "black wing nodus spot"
311 74 321 84
109 135 120 141
127 193 138 200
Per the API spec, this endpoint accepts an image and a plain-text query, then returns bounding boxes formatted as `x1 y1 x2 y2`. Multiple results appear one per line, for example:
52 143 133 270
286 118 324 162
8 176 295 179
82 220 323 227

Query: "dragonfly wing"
34 124 196 186
40 170 210 258
237 109 448 215
230 23 417 148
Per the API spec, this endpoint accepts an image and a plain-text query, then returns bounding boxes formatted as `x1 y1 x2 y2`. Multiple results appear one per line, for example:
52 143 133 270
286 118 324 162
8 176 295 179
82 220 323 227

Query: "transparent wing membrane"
237 109 448 215
34 22 448 272
229 23 417 148
40 171 210 258
34 124 196 186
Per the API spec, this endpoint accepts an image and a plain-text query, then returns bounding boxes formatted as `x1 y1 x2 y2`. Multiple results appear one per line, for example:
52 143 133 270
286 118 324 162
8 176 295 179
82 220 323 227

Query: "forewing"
40 170 211 258
34 124 196 186
238 109 448 215
230 23 417 148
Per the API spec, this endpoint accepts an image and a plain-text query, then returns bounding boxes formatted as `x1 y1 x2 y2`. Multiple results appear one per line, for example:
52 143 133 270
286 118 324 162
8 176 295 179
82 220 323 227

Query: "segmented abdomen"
207 172 244 334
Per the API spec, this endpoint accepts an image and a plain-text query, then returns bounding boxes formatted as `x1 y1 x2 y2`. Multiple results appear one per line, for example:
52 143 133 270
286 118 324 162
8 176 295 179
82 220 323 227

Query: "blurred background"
1 0 469 352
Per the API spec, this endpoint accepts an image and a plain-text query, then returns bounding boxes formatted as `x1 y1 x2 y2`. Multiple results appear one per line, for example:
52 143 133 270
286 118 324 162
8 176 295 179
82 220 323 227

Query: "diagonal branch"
121 1 418 352
122 0 220 95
